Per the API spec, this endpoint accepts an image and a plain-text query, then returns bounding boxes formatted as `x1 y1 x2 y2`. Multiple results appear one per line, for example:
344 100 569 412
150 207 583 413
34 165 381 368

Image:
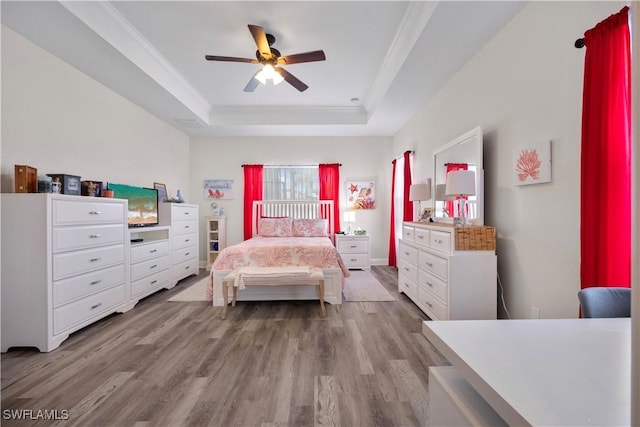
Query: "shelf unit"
206 215 226 271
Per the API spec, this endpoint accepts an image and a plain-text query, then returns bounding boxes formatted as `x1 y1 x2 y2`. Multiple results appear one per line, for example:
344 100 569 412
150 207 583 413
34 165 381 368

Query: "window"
263 166 319 200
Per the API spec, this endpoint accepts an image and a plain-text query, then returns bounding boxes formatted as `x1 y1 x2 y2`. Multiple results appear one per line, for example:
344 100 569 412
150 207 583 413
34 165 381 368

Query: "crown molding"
59 0 211 124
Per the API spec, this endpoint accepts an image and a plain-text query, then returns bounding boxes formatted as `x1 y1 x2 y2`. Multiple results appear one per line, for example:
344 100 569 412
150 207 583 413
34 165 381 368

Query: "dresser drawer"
53 200 125 225
53 284 126 335
173 232 198 250
402 226 415 242
53 224 125 252
171 205 198 220
418 269 448 304
131 255 170 281
53 264 125 307
418 290 447 320
172 219 198 235
414 228 430 247
418 251 448 282
430 230 452 254
173 245 198 264
337 238 368 253
174 257 199 280
131 240 170 263
53 244 125 280
398 273 418 299
398 241 418 264
131 268 171 298
398 259 418 281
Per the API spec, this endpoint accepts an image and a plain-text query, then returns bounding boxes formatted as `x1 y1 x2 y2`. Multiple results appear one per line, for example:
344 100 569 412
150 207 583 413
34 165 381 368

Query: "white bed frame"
211 200 342 307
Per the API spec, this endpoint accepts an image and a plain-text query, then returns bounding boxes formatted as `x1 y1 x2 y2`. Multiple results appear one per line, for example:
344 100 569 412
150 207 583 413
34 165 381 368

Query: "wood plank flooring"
1 266 449 426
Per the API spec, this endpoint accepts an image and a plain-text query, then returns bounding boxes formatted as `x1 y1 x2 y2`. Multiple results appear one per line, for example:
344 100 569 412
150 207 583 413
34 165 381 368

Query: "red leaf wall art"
513 141 551 186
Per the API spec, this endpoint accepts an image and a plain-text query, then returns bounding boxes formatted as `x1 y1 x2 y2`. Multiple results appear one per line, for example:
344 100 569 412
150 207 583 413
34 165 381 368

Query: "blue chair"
578 287 631 318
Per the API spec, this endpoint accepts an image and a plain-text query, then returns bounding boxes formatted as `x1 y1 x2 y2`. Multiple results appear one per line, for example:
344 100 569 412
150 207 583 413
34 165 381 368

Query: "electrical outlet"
531 306 541 319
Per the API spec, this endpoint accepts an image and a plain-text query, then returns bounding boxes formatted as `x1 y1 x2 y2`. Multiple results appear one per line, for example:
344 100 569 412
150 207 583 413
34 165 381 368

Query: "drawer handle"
149 249 157 253
89 234 101 238
434 239 443 244
150 264 158 269
151 280 158 285
184 212 190 215
349 245 357 248
404 267 410 272
89 211 101 215
91 303 102 310
350 258 357 262
184 266 190 270
426 282 433 287
184 239 190 242
404 251 409 256
185 252 190 256
185 225 190 229
426 262 433 267
426 301 433 308
417 235 424 239
89 257 101 262
90 280 102 285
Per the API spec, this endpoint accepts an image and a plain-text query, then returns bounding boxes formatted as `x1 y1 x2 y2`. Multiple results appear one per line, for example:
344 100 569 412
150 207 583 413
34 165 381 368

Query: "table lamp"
445 170 475 226
343 211 356 234
410 181 431 221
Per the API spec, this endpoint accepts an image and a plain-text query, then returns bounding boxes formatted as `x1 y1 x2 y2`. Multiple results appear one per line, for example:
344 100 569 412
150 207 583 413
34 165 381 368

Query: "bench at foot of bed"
220 267 326 319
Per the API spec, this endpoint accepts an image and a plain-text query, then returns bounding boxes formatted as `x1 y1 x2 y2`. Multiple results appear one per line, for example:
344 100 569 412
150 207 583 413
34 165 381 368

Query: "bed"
208 200 349 307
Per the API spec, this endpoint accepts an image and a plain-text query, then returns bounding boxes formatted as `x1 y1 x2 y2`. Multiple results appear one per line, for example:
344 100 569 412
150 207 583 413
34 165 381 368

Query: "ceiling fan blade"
248 24 272 59
205 55 258 64
244 70 260 92
277 68 308 92
278 50 326 65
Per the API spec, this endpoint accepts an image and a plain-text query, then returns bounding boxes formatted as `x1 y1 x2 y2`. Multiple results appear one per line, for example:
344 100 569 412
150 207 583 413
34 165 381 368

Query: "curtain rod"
575 38 585 48
241 163 342 167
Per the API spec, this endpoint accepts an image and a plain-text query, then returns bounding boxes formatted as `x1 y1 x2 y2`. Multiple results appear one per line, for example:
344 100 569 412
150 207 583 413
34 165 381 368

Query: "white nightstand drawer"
337 238 368 253
399 241 418 264
414 228 430 247
173 232 198 250
131 240 170 263
53 200 125 225
131 255 170 281
419 269 448 304
418 251 448 282
343 253 368 268
398 259 418 281
172 219 198 235
53 224 125 252
53 244 125 280
430 230 452 254
53 284 125 335
53 264 125 307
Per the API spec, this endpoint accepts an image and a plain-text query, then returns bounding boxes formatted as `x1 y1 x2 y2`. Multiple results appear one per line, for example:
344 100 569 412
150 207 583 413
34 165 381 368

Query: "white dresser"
159 203 199 285
1 194 130 352
335 234 370 270
398 222 497 320
129 226 172 300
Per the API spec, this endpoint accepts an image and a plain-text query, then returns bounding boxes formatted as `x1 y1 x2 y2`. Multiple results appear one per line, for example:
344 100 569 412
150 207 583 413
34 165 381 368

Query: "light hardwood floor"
1 266 449 426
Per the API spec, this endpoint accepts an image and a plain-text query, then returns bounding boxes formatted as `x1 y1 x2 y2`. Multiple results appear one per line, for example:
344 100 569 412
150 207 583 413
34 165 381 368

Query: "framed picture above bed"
346 178 376 209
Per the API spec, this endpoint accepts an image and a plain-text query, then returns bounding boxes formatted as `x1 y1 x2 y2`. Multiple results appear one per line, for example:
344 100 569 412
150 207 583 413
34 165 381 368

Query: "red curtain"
389 159 398 266
319 163 341 233
243 165 263 240
402 151 413 221
580 6 631 289
445 163 468 217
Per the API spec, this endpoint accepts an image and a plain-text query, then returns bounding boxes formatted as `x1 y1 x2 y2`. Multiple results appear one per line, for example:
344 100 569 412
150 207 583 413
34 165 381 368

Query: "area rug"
167 277 209 302
342 270 396 302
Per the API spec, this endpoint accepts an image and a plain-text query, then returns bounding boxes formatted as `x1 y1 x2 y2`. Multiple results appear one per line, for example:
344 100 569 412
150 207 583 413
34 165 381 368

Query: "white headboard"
252 200 334 237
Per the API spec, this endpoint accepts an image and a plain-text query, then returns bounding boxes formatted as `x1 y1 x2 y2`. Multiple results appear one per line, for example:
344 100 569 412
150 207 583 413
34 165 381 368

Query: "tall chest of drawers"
159 203 199 286
1 194 130 352
398 222 497 320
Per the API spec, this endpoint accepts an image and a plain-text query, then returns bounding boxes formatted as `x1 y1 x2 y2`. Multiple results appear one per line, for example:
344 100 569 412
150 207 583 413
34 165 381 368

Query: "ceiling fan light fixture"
255 64 284 85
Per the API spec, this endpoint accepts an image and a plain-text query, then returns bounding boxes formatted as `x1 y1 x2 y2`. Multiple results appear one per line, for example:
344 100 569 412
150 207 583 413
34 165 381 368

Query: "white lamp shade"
445 170 476 196
435 184 448 201
409 183 431 201
343 211 356 222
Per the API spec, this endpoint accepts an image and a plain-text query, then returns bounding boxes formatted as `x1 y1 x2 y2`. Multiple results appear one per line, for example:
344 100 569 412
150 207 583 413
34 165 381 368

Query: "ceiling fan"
205 24 326 92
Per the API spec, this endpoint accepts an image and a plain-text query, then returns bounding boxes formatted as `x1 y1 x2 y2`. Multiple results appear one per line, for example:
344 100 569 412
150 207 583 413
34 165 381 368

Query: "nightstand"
335 234 370 270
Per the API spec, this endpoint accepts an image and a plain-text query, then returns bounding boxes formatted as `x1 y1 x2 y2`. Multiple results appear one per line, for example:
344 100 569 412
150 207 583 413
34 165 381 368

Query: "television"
108 183 159 227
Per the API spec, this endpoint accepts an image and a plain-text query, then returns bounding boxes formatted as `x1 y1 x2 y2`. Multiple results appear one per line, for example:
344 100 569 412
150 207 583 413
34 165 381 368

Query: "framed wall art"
513 141 552 186
204 179 234 200
154 182 168 202
346 178 376 209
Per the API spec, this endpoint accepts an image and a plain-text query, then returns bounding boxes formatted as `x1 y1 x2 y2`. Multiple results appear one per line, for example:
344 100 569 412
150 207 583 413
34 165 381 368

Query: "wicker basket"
454 226 496 251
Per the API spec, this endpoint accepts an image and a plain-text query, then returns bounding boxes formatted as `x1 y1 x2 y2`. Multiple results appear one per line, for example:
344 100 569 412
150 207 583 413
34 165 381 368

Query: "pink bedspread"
207 236 349 300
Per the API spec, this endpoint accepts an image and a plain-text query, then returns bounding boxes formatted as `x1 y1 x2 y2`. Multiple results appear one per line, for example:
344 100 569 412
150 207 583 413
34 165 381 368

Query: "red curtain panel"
319 163 341 233
580 6 631 289
389 159 398 266
243 164 263 240
403 151 413 221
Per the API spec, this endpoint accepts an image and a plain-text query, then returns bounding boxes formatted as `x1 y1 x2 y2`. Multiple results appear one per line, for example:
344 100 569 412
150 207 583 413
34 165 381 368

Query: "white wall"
1 26 191 198
189 136 393 265
393 1 626 319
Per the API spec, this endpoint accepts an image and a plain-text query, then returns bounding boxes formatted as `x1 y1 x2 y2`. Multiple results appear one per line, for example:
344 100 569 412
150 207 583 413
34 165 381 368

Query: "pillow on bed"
293 218 329 237
259 217 293 237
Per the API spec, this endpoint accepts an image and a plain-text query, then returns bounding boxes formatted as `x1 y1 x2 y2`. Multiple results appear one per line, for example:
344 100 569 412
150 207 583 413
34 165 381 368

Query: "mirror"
433 127 484 225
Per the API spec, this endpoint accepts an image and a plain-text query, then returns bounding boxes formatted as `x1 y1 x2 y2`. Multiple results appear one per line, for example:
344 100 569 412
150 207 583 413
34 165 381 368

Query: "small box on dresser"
159 203 200 285
398 222 497 320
